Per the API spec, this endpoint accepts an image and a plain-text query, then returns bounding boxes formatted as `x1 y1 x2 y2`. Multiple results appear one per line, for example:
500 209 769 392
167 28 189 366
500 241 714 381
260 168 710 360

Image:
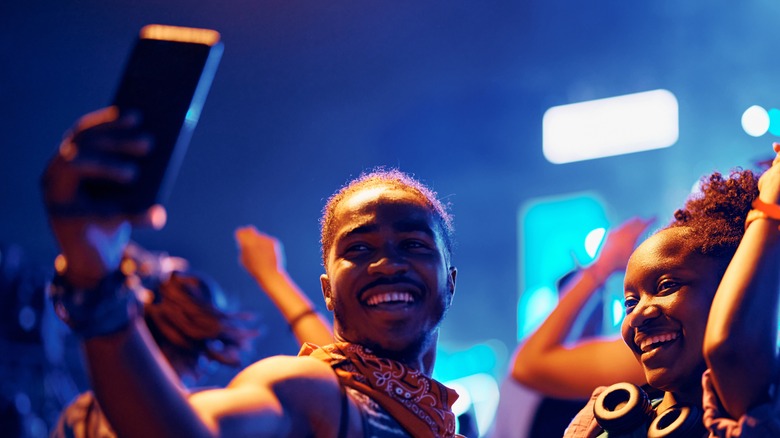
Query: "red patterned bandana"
299 342 459 437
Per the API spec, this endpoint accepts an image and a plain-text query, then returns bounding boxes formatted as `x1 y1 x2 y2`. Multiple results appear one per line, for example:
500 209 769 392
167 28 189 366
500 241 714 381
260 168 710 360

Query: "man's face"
621 227 724 395
321 186 456 362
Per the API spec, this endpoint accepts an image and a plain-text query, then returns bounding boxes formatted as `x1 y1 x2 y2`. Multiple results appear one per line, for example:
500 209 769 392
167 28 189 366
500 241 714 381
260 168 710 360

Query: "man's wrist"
49 268 142 339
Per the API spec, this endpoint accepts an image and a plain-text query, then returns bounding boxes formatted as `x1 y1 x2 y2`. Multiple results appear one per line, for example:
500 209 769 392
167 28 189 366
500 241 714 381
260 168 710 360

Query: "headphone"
593 382 707 437
647 402 706 438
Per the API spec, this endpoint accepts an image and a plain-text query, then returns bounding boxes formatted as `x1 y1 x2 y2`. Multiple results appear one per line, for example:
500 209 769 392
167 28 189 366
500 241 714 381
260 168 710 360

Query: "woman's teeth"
640 332 679 352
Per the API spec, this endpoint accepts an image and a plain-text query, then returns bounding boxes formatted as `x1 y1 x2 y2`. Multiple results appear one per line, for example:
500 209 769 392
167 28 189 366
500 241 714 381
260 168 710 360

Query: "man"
42 107 459 437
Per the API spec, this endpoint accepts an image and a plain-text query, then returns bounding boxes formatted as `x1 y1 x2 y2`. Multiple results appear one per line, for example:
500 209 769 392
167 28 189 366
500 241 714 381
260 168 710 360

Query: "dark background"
3 1 780 435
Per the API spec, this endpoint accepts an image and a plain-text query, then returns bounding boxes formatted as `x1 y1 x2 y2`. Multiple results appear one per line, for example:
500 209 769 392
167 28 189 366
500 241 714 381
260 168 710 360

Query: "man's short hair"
320 168 454 266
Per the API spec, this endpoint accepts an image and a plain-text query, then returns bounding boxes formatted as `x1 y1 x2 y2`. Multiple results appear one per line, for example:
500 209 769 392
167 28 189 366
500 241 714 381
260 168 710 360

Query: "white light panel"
543 89 679 164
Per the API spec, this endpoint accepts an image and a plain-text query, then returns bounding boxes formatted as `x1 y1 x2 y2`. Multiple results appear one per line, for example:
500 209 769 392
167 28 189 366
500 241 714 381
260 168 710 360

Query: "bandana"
299 342 459 437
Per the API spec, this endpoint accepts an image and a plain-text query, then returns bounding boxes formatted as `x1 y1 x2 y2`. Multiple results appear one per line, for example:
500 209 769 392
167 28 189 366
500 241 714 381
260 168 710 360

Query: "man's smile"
358 276 425 307
365 291 415 307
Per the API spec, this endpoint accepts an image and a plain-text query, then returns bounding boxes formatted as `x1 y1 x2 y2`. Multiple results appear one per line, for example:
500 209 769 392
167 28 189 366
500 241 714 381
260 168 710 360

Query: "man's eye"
345 243 370 253
404 240 432 252
624 297 638 314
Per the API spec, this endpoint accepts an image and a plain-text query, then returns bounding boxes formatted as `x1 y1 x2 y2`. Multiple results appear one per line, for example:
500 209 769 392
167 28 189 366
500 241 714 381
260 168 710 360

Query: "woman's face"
621 227 726 395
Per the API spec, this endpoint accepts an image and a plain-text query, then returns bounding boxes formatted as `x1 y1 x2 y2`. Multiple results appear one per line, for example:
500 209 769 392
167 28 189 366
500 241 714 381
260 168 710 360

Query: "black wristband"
49 270 142 339
288 308 318 330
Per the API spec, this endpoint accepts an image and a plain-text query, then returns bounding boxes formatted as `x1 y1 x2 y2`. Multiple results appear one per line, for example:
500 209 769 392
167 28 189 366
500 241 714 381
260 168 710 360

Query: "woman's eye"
624 297 638 314
657 280 680 293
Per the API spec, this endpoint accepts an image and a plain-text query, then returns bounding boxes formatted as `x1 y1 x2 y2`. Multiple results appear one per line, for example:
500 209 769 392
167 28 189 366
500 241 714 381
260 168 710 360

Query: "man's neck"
333 335 439 377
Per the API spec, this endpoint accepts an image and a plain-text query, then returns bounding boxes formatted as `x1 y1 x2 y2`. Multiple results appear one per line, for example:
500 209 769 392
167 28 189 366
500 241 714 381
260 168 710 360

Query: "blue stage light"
517 193 609 340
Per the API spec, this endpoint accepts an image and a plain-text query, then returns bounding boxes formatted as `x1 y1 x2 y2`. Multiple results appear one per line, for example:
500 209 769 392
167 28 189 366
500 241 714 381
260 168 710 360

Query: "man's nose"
367 247 408 275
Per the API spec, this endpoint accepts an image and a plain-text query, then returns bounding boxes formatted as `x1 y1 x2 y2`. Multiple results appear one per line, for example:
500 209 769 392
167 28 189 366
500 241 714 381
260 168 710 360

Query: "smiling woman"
565 150 780 437
621 226 728 408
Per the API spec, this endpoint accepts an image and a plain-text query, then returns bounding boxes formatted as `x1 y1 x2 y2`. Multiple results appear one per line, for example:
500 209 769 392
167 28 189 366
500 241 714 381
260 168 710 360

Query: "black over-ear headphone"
593 382 707 437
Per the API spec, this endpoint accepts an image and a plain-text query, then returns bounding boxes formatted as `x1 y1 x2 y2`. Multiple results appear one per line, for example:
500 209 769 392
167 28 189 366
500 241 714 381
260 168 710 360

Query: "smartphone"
86 24 223 214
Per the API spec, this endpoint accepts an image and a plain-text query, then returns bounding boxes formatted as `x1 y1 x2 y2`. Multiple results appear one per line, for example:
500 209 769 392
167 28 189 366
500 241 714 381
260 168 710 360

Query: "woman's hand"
588 217 654 281
757 142 780 204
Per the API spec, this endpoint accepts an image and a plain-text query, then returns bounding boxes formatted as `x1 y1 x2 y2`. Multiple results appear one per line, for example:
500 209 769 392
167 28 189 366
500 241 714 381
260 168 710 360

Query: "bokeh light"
741 105 769 137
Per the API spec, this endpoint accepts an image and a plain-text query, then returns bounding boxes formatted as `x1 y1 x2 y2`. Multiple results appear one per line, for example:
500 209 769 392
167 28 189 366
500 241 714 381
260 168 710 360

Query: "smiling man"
299 170 460 436
319 172 456 364
42 110 460 438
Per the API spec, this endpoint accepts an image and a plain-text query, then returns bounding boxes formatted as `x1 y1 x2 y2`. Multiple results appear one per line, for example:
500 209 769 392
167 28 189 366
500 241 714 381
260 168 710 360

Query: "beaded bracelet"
49 269 142 339
288 308 318 330
745 198 780 231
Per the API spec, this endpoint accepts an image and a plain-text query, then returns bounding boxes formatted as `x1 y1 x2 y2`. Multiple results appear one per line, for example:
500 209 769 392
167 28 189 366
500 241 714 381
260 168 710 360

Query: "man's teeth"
366 292 414 306
640 333 679 352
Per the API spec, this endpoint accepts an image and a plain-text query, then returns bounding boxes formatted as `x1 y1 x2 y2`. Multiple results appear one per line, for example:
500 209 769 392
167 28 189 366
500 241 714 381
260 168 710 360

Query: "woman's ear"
320 274 334 311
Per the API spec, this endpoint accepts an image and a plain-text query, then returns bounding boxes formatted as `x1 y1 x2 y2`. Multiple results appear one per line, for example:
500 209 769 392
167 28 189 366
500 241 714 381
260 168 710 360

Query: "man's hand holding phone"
42 24 221 286
42 107 164 287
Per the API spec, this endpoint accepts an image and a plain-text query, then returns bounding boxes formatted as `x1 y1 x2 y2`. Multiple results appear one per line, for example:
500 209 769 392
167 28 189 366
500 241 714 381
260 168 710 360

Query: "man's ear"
447 266 457 302
320 274 334 311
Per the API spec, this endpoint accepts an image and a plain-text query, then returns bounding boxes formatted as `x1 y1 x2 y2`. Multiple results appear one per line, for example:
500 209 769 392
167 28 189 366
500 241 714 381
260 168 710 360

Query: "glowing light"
448 382 472 417
185 108 200 126
120 258 137 276
769 108 780 136
433 342 501 383
521 286 558 337
612 298 624 327
54 254 68 274
519 193 609 340
543 89 679 164
140 24 221 45
149 204 168 230
584 228 606 259
742 105 769 137
444 373 500 436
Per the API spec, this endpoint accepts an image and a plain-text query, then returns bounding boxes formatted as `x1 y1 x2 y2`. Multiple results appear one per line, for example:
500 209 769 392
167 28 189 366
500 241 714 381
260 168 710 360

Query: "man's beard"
356 329 436 365
331 296 449 366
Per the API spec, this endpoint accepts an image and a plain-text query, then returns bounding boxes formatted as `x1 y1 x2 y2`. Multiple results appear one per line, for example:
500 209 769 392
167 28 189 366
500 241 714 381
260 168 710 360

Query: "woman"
565 143 780 437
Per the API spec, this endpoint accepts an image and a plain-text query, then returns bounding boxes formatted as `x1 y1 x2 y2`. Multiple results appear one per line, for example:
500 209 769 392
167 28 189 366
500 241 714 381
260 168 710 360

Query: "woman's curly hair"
667 169 760 259
144 271 257 375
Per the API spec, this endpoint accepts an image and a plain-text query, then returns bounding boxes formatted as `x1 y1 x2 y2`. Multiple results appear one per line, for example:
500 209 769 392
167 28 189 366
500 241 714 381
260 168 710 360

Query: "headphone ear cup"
647 403 706 438
593 382 655 435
